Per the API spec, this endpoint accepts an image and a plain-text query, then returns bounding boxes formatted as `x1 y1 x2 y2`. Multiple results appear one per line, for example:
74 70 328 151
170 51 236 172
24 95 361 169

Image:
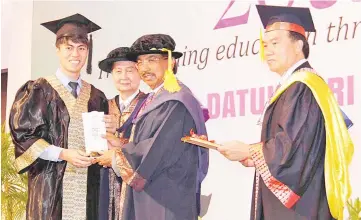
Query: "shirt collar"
151 82 164 94
279 59 307 85
119 90 140 108
55 68 82 88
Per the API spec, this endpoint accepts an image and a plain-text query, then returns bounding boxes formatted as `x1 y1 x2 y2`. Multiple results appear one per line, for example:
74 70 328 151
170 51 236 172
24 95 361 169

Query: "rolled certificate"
82 111 108 155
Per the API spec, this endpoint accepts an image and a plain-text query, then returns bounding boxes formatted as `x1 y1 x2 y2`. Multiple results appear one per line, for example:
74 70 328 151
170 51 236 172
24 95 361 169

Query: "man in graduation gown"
218 5 354 220
97 47 147 220
95 34 209 220
8 14 115 220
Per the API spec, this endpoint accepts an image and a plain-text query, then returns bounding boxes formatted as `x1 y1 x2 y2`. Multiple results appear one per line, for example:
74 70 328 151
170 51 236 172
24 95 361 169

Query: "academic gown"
98 93 147 220
250 62 347 220
111 83 209 220
9 76 108 220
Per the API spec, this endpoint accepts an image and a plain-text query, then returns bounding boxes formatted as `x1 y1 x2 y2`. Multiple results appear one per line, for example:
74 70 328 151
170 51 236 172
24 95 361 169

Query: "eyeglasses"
135 56 168 69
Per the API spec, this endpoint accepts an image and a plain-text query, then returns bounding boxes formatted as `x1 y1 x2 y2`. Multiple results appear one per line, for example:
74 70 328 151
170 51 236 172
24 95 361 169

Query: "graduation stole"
269 69 354 220
45 75 91 220
116 93 148 135
107 94 146 219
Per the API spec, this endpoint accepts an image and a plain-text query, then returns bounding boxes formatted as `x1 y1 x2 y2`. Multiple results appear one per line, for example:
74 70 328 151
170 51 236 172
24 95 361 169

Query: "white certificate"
82 111 108 155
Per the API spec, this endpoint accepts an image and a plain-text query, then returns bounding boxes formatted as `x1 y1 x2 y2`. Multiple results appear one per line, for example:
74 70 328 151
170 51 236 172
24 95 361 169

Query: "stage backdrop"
30 1 360 219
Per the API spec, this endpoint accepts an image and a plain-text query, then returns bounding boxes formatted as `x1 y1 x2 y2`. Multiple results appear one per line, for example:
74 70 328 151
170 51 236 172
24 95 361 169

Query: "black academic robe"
250 62 334 220
9 77 108 220
98 93 147 220
111 83 208 220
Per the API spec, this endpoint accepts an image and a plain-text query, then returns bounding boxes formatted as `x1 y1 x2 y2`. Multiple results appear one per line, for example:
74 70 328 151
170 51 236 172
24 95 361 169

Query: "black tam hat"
98 47 133 73
127 34 183 61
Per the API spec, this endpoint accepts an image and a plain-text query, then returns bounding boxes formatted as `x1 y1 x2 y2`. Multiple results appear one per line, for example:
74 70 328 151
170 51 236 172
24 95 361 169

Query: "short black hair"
56 35 89 48
267 16 310 59
288 31 310 59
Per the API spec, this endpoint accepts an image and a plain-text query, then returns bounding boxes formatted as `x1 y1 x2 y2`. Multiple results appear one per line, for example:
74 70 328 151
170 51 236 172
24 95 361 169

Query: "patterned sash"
45 75 91 220
107 93 146 220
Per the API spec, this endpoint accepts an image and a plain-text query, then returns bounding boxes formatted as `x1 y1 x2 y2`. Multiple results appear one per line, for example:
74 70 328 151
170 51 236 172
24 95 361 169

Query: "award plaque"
181 129 221 150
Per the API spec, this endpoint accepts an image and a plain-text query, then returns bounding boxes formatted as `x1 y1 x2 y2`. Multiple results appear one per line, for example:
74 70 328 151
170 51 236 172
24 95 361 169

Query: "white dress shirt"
119 90 140 111
278 58 307 86
151 82 164 94
39 69 82 162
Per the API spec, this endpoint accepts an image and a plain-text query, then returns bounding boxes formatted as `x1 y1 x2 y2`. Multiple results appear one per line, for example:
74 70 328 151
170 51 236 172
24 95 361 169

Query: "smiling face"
111 61 140 95
56 39 88 80
263 29 303 75
135 54 175 90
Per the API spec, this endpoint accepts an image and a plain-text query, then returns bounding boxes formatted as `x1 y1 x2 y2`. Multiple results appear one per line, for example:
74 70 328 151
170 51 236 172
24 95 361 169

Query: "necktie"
137 92 155 117
68 82 78 98
145 92 155 106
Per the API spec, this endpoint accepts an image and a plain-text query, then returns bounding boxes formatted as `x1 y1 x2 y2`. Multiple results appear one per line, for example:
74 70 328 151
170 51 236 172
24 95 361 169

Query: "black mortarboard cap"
256 5 316 37
41 13 101 39
41 13 101 75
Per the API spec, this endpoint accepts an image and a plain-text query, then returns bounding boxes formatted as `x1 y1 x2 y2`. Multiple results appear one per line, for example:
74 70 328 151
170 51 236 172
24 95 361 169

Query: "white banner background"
27 1 361 219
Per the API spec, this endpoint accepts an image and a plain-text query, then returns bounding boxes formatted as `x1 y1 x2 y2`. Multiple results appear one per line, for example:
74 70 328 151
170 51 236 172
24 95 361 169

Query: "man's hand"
103 114 118 134
217 140 250 161
59 149 92 168
94 150 115 168
102 133 128 149
239 158 255 167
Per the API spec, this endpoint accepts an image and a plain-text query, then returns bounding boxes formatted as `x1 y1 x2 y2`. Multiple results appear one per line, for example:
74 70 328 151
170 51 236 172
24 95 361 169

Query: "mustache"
140 71 154 76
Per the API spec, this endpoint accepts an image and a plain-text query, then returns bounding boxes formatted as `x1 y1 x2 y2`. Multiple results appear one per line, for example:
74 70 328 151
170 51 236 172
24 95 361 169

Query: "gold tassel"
160 48 181 93
259 28 265 62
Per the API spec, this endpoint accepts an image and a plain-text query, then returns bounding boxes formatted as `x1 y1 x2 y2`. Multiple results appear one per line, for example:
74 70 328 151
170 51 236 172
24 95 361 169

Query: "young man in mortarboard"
95 34 209 220
217 5 354 220
8 14 115 220
97 47 147 220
